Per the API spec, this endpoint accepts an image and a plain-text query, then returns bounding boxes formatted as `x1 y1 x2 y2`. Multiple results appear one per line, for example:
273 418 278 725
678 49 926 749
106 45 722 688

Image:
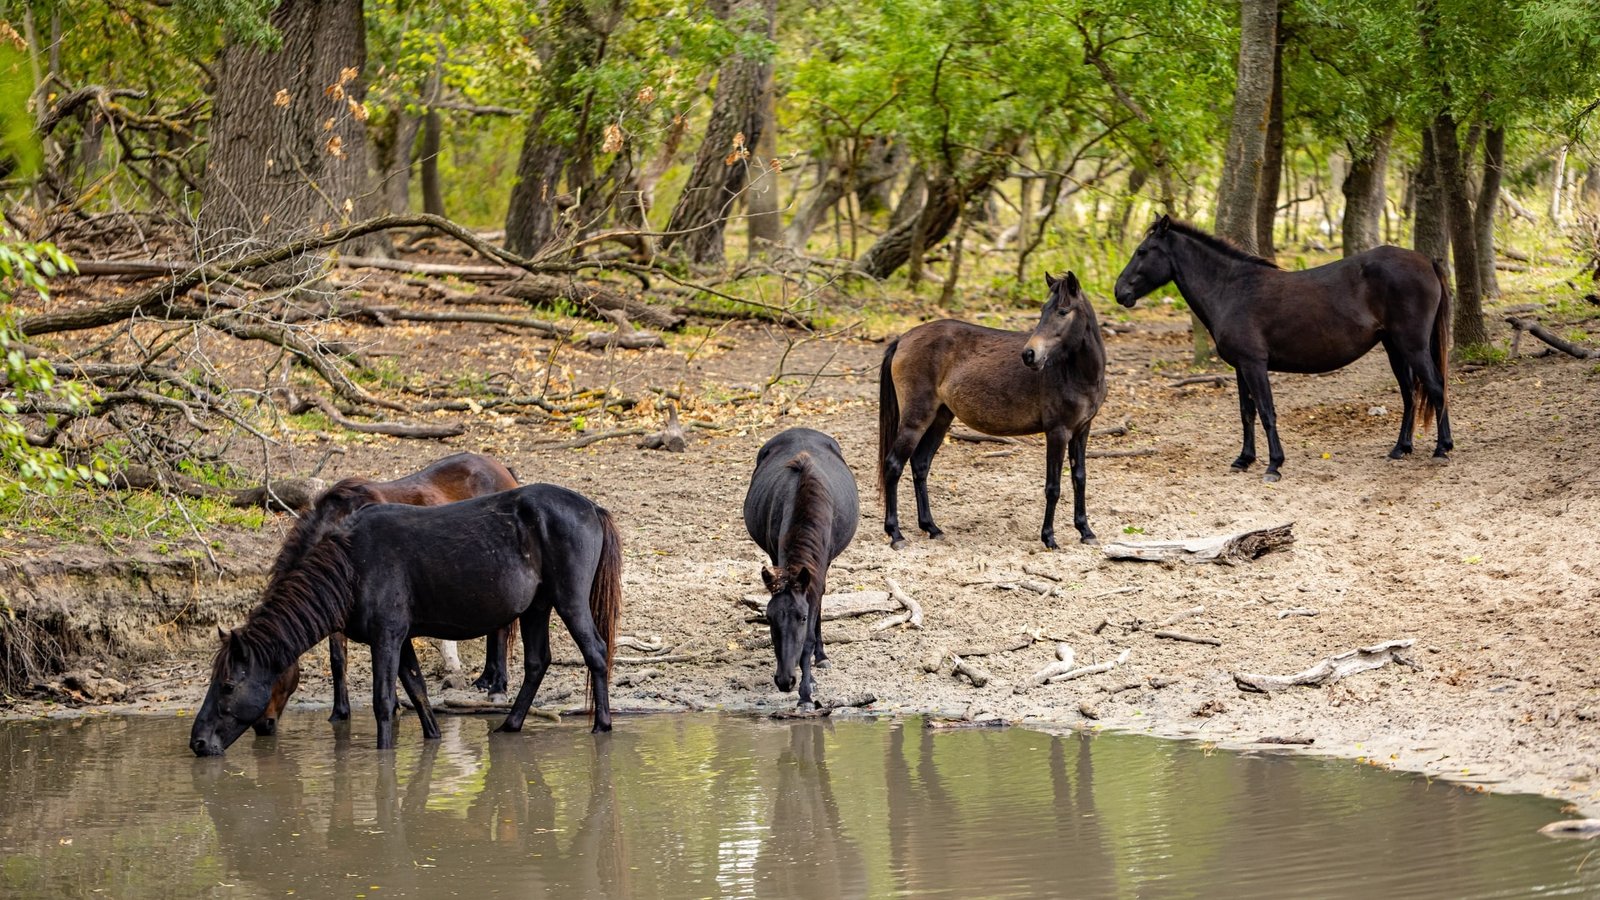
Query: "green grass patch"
1457 342 1509 365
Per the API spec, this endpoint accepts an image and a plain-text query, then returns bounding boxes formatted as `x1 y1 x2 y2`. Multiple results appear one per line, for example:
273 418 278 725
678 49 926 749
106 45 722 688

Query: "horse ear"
793 567 812 592
1064 271 1081 295
216 626 229 643
1044 272 1059 290
1155 214 1171 234
761 566 780 592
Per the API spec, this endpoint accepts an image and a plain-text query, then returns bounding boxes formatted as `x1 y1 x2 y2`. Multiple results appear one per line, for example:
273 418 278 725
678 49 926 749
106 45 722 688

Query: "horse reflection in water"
753 721 869 897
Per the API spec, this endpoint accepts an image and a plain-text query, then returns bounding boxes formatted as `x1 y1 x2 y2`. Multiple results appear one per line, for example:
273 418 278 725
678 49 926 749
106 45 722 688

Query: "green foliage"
1456 342 1509 365
0 42 40 178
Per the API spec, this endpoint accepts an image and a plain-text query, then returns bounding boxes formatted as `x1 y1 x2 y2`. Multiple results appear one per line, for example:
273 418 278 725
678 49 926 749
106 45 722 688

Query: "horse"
190 483 622 755
1114 215 1452 481
878 271 1108 549
743 428 860 708
263 451 520 727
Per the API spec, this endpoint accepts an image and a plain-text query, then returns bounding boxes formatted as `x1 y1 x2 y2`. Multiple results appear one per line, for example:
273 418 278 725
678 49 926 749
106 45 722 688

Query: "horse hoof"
1080 535 1099 546
1263 472 1282 483
494 723 522 734
1429 452 1450 464
814 658 831 670
591 722 613 734
328 710 350 723
488 692 509 704
1388 447 1411 460
1042 538 1060 550
890 539 908 551
925 530 946 541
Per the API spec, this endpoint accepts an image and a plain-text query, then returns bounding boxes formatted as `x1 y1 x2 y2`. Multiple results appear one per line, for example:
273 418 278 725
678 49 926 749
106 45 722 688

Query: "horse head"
1023 271 1092 369
761 564 812 693
1114 214 1176 307
191 628 281 757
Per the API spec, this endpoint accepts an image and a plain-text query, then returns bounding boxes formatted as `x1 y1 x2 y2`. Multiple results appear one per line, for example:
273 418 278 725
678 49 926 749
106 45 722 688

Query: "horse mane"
218 528 357 679
267 477 379 581
1162 219 1280 269
776 452 833 592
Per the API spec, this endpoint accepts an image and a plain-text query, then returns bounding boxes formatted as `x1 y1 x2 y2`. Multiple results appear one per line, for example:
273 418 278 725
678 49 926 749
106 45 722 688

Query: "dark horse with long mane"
253 452 520 734
191 483 622 754
1115 215 1452 480
744 428 859 708
879 272 1107 549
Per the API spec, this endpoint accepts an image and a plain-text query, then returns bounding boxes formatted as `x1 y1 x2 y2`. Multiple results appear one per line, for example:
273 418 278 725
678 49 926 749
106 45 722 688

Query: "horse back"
745 429 859 563
894 319 1060 436
381 451 519 504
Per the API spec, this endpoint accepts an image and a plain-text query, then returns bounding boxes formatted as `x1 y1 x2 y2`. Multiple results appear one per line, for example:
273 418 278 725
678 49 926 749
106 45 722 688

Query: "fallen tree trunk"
111 465 326 512
1234 639 1418 693
501 276 685 331
1102 522 1295 564
292 396 464 439
1506 316 1600 360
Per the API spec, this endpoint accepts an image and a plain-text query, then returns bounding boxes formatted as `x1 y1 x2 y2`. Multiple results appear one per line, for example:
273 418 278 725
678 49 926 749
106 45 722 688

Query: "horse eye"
221 683 235 695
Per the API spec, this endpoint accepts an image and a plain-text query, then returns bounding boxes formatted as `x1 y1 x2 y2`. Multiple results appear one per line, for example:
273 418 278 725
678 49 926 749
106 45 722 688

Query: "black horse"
743 428 859 707
879 272 1108 548
191 484 622 754
1115 216 1452 480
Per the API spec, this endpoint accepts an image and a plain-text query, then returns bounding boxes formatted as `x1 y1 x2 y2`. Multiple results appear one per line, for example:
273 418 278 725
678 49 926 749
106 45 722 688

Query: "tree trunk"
1550 144 1568 225
1474 126 1505 298
368 105 420 242
1213 0 1277 255
745 64 781 258
890 164 927 230
783 162 849 251
662 0 777 264
504 0 618 257
420 109 446 217
201 0 370 260
1581 157 1600 211
1340 120 1393 257
1432 111 1488 349
1255 7 1285 260
1413 127 1449 263
857 138 901 213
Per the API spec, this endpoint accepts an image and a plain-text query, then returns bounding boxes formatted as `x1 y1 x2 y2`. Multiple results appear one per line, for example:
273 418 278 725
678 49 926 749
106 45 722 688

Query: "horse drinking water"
878 272 1107 549
254 452 520 734
191 483 621 754
1114 216 1452 481
744 428 859 708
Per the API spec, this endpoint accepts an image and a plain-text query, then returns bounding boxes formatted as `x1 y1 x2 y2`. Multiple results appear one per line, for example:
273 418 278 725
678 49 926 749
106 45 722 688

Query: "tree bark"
1432 111 1488 349
856 138 1017 280
420 109 446 217
1474 126 1505 298
1413 127 1449 263
856 138 901 213
1550 144 1567 224
1213 0 1277 255
1340 120 1393 257
200 0 370 260
662 0 777 264
1254 7 1285 260
1582 157 1600 211
745 63 782 258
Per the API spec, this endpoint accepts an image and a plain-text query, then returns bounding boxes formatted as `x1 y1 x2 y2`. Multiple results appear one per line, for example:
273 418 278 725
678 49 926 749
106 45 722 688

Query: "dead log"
1537 819 1600 839
1506 317 1600 360
1151 630 1221 646
1017 643 1077 692
531 428 649 451
1234 639 1418 693
1091 420 1130 437
295 396 464 440
502 275 685 331
638 402 687 452
1046 649 1131 684
742 591 899 621
1276 608 1318 619
585 308 666 350
1086 447 1156 459
110 465 326 513
1102 522 1295 564
1255 735 1315 745
343 304 570 337
1169 374 1232 387
950 654 992 687
885 578 925 628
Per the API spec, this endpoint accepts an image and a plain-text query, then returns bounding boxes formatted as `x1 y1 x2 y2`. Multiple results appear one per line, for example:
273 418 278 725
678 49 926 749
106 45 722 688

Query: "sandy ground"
6 308 1599 817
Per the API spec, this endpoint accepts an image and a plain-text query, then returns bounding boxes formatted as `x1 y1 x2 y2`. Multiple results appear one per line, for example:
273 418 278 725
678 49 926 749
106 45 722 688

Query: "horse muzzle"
1021 347 1046 369
774 672 796 692
190 735 224 757
1113 285 1137 308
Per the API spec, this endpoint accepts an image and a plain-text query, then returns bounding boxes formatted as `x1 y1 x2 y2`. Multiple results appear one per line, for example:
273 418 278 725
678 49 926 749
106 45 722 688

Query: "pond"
0 713 1592 898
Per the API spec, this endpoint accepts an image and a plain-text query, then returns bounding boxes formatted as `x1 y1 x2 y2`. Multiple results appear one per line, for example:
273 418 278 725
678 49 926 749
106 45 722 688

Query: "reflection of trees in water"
753 721 869 898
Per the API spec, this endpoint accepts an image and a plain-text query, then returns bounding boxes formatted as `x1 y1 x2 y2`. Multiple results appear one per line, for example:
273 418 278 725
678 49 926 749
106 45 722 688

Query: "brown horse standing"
878 272 1108 549
261 452 519 726
1114 216 1452 481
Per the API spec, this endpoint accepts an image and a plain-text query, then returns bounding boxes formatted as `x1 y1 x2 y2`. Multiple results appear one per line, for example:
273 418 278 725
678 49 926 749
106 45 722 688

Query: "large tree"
1213 0 1277 254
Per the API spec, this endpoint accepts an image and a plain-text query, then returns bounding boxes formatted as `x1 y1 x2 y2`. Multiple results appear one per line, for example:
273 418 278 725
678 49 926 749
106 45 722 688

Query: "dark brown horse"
743 428 859 707
263 452 519 726
191 483 623 754
878 272 1107 549
1114 216 1452 480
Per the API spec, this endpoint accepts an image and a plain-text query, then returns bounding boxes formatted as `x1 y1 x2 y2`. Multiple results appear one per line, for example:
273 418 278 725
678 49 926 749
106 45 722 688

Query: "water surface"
0 713 1591 898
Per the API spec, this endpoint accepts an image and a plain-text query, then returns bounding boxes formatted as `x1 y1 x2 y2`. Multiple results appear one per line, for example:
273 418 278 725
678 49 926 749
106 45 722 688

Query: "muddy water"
0 713 1592 898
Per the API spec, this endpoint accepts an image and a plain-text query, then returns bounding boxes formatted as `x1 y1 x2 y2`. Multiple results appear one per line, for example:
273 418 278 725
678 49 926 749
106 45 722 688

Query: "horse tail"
1421 259 1452 430
877 338 900 497
585 505 623 724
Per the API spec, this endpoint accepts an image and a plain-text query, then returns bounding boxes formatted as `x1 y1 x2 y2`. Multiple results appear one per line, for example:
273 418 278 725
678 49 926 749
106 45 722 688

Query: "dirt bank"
5 315 1597 817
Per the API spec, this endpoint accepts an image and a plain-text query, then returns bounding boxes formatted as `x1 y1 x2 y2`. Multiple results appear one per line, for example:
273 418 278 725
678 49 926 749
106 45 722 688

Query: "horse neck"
246 537 356 671
777 468 834 583
1166 234 1263 329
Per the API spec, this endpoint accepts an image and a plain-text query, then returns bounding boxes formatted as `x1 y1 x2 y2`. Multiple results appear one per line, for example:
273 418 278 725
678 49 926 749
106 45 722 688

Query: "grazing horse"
878 272 1107 549
1114 215 1452 480
191 484 622 755
264 452 520 727
743 428 860 707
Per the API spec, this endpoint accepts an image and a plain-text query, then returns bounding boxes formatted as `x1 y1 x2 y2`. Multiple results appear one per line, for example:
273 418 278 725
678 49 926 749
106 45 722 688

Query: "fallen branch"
295 396 463 439
950 431 1020 445
1537 819 1600 839
1276 608 1318 619
109 465 325 512
1017 643 1077 692
950 654 992 687
1086 447 1156 459
1506 316 1600 360
433 699 561 722
343 304 570 337
584 308 665 350
1091 420 1130 437
1151 630 1221 646
1234 639 1418 693
1169 374 1232 387
531 428 649 451
1255 735 1315 745
741 591 899 621
1046 649 1131 684
1102 522 1295 564
638 403 687 452
884 578 925 628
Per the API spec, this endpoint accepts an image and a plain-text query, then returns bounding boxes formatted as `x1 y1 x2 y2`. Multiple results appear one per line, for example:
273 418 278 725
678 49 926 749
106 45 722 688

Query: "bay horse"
878 271 1107 549
191 483 622 754
259 452 519 730
1114 215 1452 480
743 428 859 707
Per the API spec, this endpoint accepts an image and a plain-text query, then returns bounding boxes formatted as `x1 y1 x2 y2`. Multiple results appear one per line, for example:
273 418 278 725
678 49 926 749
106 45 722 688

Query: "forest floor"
4 265 1599 818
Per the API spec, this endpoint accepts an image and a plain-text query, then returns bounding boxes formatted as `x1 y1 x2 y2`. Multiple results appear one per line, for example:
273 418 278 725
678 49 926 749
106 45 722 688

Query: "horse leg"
497 610 551 734
910 407 955 540
810 572 828 669
328 632 351 722
556 598 614 734
1407 348 1453 456
1069 428 1095 544
371 635 401 750
1231 378 1258 472
883 403 938 549
1383 342 1417 458
437 639 468 690
1239 364 1285 481
471 625 508 695
398 640 441 741
1041 429 1066 549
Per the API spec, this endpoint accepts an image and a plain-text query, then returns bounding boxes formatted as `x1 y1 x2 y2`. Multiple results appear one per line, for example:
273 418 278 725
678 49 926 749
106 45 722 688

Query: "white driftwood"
1102 523 1295 564
617 634 664 653
1537 819 1600 839
1151 630 1221 646
1016 644 1078 692
950 654 992 687
886 578 924 628
1276 608 1318 619
741 591 897 620
1157 605 1206 627
1234 639 1418 693
1046 649 1131 684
